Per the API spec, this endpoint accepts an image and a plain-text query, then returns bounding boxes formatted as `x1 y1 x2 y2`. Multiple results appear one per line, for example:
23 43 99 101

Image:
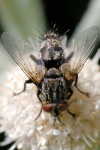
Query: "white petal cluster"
0 50 100 150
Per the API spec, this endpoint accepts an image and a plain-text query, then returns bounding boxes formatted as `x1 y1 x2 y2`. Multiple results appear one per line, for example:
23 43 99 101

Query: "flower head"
0 49 100 150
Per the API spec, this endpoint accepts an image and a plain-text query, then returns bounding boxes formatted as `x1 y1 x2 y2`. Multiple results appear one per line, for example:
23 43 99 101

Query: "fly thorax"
40 46 63 61
40 31 63 60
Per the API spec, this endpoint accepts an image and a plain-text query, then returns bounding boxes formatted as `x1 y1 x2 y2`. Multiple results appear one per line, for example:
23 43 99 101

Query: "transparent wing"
60 26 99 80
2 32 46 84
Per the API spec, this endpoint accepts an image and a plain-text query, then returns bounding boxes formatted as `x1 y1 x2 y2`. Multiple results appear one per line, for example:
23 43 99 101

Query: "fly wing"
2 32 46 84
60 26 99 80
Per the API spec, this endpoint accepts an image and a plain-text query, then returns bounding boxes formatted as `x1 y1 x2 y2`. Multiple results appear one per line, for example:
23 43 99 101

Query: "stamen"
82 135 92 147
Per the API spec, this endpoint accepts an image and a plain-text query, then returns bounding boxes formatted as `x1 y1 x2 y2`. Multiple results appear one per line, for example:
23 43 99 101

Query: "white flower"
0 49 100 150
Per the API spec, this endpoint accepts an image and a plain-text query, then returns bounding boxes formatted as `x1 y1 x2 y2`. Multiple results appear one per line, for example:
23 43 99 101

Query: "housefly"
2 26 99 122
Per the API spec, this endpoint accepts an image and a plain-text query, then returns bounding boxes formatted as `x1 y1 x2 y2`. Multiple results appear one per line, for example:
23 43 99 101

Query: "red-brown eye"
42 104 52 113
58 102 68 112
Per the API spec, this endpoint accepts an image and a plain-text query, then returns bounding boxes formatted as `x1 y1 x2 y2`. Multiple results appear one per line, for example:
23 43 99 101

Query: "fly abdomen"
41 78 66 103
39 68 67 103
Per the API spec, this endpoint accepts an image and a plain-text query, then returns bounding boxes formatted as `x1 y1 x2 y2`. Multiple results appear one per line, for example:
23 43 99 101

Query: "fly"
2 26 99 122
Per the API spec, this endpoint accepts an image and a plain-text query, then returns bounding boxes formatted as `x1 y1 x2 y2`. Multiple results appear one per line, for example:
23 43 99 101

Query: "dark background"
0 0 99 149
43 0 90 37
0 0 90 38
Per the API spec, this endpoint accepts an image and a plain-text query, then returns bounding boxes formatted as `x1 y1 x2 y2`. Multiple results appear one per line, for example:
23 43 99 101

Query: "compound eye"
58 102 68 112
42 104 52 113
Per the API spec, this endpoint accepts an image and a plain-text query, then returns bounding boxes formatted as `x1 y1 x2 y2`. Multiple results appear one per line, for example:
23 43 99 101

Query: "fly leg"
75 75 90 97
67 109 76 118
66 88 76 118
67 100 77 118
66 88 73 99
34 105 42 120
13 79 32 95
34 91 44 120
